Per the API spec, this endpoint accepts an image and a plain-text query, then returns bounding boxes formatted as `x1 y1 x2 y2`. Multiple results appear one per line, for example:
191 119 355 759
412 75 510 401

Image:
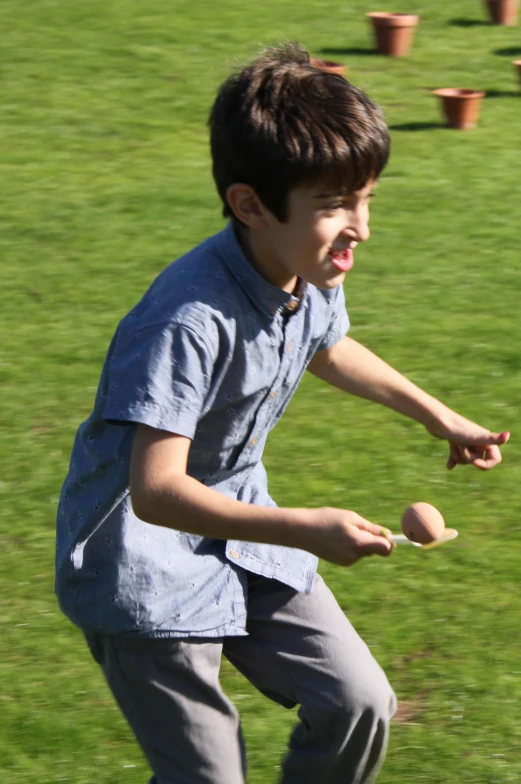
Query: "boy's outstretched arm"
307 336 510 471
129 424 394 565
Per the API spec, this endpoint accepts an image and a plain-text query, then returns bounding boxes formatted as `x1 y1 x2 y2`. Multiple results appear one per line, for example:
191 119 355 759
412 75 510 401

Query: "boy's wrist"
417 397 456 437
390 383 453 434
247 505 317 550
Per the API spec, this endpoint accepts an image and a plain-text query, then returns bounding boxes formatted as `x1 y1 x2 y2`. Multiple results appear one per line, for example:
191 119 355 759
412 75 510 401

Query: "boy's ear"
226 184 269 229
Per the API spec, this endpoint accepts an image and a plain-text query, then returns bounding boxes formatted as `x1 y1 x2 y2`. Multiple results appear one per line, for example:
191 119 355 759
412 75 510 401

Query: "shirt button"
286 341 293 352
229 550 240 559
269 390 278 399
285 300 298 312
248 437 258 447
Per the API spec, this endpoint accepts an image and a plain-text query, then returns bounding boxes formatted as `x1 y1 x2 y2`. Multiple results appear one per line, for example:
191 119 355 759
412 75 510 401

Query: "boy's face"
254 179 375 292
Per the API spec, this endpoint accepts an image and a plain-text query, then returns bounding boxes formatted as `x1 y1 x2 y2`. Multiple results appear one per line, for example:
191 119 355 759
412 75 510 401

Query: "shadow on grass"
485 88 521 98
494 46 521 57
448 17 490 27
389 122 443 132
316 46 376 57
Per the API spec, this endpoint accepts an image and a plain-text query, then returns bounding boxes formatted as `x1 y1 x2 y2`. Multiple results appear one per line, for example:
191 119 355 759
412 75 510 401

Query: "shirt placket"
242 308 297 460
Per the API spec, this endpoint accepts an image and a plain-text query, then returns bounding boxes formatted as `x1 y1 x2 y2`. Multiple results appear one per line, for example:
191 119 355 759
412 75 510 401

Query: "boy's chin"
313 271 347 290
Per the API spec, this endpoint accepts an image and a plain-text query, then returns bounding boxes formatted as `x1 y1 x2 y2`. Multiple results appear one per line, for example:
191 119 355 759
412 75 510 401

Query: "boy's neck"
235 224 299 295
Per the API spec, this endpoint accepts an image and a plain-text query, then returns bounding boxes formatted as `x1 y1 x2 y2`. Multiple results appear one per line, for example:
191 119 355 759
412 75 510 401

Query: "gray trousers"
87 573 396 784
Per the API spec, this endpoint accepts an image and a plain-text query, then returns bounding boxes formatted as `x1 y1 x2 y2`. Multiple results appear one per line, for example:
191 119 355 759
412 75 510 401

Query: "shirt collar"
217 222 306 319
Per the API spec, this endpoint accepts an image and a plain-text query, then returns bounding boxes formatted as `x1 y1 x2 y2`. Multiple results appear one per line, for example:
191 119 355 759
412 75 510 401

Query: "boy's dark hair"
209 42 390 223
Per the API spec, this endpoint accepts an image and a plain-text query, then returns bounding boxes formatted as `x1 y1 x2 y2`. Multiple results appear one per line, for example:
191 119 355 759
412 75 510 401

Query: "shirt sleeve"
315 284 350 352
101 321 215 439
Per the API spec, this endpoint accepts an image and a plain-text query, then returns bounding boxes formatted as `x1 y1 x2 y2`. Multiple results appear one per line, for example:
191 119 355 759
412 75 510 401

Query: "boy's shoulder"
116 222 346 350
153 226 231 299
126 225 241 332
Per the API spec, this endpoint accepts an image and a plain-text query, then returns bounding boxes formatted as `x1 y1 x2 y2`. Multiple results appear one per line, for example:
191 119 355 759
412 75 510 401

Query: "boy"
55 44 509 783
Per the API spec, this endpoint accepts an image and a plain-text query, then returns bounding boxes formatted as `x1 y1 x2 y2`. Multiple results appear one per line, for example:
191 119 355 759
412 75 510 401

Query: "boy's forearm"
131 472 314 548
308 336 452 431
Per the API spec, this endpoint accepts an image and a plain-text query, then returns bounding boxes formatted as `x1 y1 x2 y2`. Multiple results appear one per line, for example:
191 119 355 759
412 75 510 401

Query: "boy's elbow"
129 481 154 523
129 425 192 523
129 470 188 526
129 468 163 523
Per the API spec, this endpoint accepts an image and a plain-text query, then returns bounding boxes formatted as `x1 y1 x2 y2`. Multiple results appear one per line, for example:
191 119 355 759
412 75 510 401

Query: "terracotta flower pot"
433 88 486 130
513 60 521 88
366 12 420 57
309 57 348 77
484 0 519 25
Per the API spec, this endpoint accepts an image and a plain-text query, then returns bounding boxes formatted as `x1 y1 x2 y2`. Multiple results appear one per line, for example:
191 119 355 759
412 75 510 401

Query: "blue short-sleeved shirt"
55 223 350 637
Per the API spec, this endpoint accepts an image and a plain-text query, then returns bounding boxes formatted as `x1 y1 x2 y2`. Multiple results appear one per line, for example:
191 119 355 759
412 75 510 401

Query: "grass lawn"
1 0 520 781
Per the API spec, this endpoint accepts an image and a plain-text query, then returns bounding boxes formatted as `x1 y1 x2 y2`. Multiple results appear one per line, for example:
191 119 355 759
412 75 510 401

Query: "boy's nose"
341 220 370 245
353 214 370 243
360 224 370 242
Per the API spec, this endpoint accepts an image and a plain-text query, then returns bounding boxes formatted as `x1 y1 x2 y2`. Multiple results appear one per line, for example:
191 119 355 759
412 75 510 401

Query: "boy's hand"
306 508 395 567
426 414 510 471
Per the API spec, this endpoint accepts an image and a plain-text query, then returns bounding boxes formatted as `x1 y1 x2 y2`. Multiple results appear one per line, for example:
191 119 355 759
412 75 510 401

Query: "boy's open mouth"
328 248 354 273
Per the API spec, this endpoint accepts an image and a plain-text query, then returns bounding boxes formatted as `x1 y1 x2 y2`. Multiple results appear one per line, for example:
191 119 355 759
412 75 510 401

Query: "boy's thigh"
86 634 246 784
223 573 396 720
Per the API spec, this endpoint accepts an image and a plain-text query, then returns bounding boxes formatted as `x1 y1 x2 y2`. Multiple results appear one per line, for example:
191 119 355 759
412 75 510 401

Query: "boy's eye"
321 192 375 212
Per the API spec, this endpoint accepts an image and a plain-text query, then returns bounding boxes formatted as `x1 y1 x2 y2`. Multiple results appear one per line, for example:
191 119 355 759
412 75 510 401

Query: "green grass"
1 0 520 781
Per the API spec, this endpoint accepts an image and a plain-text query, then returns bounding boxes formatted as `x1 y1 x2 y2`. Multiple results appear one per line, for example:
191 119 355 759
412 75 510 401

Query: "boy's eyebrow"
313 183 378 199
313 190 349 199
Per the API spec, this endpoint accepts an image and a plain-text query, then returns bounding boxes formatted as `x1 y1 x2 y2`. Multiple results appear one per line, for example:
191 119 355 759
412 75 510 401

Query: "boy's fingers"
447 443 459 470
356 531 394 556
467 430 510 446
447 442 504 470
484 430 510 445
352 517 391 537
472 445 503 471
